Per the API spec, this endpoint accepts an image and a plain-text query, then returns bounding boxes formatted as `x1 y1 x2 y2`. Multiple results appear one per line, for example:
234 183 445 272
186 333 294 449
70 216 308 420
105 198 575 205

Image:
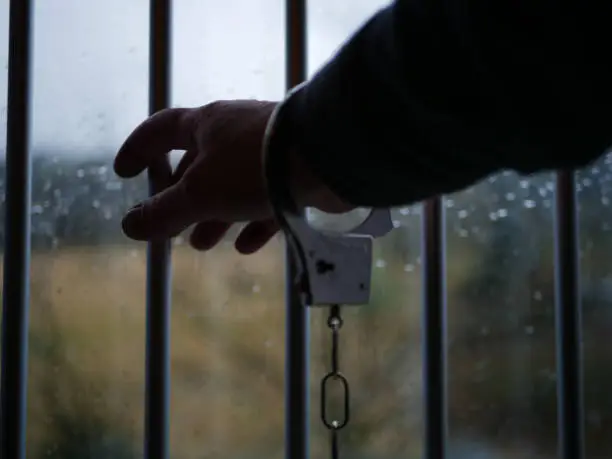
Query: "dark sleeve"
288 0 612 208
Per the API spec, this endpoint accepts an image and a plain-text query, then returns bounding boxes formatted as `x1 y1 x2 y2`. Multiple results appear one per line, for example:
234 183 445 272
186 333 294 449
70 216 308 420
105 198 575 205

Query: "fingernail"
122 204 147 239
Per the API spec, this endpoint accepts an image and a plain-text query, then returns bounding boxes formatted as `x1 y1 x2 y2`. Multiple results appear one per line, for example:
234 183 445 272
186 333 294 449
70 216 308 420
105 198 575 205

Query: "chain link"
320 304 350 459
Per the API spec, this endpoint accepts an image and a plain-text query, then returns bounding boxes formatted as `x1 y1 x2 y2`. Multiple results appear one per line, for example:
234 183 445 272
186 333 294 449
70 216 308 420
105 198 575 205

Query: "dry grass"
5 239 423 459
0 236 609 458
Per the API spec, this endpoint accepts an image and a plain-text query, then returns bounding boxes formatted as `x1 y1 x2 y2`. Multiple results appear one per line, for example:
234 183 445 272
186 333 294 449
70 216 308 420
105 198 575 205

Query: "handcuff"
262 85 394 459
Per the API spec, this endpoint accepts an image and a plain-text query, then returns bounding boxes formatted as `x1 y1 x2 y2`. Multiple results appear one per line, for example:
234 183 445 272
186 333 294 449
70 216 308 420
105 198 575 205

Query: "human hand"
113 100 352 254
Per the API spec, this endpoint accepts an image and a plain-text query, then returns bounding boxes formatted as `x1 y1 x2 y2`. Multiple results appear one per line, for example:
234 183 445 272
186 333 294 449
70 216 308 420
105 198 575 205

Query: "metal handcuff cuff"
262 84 394 459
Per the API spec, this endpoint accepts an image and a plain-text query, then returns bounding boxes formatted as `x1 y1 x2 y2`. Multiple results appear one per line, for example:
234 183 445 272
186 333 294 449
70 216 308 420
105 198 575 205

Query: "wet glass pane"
26 1 149 457
446 172 558 458
171 1 285 458
307 2 423 458
577 153 612 459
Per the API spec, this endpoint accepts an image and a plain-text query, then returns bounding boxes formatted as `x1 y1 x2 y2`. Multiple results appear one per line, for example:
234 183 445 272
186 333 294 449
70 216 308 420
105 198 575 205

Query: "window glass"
26 1 149 457
577 153 612 459
171 1 285 458
3 2 604 458
307 2 424 458
446 172 558 458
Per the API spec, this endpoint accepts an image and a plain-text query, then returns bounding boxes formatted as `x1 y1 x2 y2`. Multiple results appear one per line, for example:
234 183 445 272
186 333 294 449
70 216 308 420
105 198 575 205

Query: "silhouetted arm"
288 0 612 207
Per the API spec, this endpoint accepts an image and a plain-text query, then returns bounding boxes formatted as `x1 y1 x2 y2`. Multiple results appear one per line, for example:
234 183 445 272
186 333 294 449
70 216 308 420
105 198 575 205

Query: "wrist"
289 148 354 214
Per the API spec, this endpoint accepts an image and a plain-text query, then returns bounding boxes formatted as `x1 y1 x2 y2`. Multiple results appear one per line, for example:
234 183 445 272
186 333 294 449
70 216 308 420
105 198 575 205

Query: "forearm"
287 0 612 208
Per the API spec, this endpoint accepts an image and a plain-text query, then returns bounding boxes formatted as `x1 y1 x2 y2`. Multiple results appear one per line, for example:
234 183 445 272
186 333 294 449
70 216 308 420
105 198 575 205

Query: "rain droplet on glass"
523 199 536 209
375 259 387 269
105 181 122 191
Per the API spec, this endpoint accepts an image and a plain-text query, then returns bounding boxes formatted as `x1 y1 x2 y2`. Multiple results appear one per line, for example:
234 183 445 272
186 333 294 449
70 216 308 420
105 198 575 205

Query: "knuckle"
149 106 175 120
200 101 223 123
194 101 225 143
178 109 200 149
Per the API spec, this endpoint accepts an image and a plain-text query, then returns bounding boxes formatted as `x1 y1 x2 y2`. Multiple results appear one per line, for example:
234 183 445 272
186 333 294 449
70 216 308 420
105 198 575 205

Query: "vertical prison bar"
422 198 447 459
284 2 309 459
554 170 584 459
0 1 33 458
144 1 172 458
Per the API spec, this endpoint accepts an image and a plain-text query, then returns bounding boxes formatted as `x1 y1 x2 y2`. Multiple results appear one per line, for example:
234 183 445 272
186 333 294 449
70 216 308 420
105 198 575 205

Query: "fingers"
122 147 200 241
114 108 196 178
130 209 278 253
122 181 198 240
189 221 231 251
235 219 279 254
189 219 279 254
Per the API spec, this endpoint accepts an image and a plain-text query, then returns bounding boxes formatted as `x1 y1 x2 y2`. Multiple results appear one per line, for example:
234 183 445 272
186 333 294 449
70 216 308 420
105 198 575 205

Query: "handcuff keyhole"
316 259 335 274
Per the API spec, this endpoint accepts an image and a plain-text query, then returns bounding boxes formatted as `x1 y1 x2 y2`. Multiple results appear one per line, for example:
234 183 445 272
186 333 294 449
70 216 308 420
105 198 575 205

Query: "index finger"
114 107 196 178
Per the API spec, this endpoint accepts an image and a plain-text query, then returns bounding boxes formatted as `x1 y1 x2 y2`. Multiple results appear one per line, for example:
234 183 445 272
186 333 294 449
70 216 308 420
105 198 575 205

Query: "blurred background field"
0 155 611 459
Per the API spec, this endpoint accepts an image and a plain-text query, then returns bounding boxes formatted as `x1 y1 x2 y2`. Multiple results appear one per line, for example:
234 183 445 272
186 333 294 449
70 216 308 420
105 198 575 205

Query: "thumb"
122 181 200 241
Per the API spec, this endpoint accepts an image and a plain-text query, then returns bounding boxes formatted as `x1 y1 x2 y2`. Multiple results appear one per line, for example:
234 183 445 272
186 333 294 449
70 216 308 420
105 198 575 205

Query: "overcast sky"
0 0 385 154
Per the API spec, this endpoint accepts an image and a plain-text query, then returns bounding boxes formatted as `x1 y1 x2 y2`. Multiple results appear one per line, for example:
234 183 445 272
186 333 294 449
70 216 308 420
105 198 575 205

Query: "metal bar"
422 198 447 459
284 2 309 459
554 170 584 459
0 1 33 458
144 1 172 458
